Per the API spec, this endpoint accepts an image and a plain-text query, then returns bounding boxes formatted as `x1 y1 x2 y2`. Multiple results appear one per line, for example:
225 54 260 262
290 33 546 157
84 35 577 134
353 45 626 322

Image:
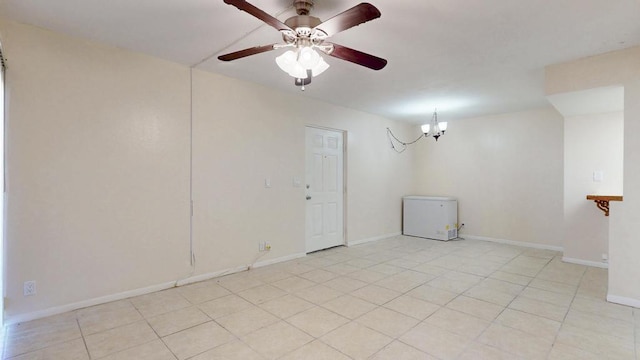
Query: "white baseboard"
348 232 402 247
164 252 307 287
463 235 564 252
562 256 609 269
465 235 610 270
606 294 640 308
5 281 176 325
6 252 307 325
253 252 307 268
175 265 249 287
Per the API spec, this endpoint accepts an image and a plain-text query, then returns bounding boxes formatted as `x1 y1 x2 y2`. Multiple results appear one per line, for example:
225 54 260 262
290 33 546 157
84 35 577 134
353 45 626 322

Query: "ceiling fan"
218 0 387 88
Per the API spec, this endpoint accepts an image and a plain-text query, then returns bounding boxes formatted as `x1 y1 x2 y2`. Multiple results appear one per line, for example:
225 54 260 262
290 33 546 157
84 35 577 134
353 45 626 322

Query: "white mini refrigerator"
403 196 458 241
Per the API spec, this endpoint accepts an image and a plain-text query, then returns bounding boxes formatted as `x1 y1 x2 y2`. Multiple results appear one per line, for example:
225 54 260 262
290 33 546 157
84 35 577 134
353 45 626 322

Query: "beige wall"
413 108 564 248
609 79 640 306
1 19 417 321
546 46 640 307
546 47 640 95
2 20 192 320
190 69 417 277
563 112 623 264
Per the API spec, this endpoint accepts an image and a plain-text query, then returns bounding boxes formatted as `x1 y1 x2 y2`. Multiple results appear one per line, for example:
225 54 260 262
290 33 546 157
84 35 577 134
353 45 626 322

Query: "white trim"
463 235 564 252
6 252 307 325
606 294 640 308
562 256 609 269
176 252 308 286
253 252 306 269
347 232 402 247
175 265 248 287
5 281 176 325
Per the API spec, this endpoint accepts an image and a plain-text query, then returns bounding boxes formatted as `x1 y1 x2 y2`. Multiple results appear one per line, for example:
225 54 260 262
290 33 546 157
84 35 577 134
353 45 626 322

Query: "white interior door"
305 127 344 253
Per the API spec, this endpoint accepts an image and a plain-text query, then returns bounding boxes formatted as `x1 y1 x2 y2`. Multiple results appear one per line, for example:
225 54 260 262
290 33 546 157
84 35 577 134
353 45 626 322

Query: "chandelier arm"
386 129 406 153
386 128 424 153
386 128 423 145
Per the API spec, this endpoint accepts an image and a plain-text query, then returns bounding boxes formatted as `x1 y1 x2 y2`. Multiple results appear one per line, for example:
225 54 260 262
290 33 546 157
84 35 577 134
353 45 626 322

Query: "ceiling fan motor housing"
284 15 322 30
283 15 324 45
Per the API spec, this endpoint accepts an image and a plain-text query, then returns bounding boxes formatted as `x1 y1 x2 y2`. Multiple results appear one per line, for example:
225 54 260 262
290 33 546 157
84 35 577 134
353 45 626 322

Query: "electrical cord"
248 251 270 270
174 253 197 287
387 128 424 153
455 223 465 240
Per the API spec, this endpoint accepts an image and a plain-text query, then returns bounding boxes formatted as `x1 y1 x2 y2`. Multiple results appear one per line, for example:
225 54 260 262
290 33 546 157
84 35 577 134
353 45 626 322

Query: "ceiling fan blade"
325 43 387 70
223 0 293 32
314 3 381 37
218 44 277 61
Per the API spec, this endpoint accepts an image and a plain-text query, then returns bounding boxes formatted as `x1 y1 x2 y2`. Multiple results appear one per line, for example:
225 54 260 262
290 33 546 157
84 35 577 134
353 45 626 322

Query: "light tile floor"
3 236 639 359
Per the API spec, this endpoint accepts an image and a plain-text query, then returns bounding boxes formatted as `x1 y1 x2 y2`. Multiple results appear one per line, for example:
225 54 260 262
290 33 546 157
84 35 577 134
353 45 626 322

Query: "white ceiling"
2 0 640 123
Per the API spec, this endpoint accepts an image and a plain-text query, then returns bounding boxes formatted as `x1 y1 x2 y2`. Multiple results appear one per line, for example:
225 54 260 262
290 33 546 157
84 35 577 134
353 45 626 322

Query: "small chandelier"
386 109 449 153
421 109 448 141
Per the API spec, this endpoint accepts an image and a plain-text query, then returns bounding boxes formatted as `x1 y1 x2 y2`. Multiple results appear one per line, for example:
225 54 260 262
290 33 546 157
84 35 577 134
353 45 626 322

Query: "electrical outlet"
259 242 265 251
24 281 36 296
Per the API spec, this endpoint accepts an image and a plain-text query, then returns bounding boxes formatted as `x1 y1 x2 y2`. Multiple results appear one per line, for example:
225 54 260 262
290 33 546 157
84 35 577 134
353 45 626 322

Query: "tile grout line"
438 248 529 359
544 259 586 359
76 317 92 360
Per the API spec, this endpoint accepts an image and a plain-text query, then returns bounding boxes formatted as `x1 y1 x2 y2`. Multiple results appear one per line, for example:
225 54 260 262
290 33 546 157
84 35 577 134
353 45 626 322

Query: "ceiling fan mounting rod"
294 0 314 15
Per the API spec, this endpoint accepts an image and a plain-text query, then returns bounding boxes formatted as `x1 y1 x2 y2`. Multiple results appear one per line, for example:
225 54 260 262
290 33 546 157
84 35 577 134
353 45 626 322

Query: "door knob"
306 196 312 200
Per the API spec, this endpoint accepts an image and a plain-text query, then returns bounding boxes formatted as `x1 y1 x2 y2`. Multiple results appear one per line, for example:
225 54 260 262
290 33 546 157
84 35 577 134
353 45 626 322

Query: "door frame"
305 125 348 251
1 43 6 326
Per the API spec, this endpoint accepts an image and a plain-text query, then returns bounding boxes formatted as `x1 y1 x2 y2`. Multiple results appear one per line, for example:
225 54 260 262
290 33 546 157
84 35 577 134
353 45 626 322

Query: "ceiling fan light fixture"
288 63 308 79
276 47 328 79
311 56 330 76
276 51 308 78
275 50 297 72
298 47 320 68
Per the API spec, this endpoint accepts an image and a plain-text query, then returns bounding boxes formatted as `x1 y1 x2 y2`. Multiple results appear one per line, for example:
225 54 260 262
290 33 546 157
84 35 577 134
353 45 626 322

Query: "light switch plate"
264 178 272 188
24 281 36 296
593 171 603 182
293 177 302 187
